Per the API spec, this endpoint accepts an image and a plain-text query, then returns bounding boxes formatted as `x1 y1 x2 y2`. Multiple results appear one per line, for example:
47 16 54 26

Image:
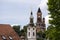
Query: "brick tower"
36 8 46 32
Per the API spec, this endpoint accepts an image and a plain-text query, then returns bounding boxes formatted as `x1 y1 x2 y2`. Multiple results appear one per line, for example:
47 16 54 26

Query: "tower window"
29 32 30 36
29 28 30 30
33 28 34 30
33 32 35 36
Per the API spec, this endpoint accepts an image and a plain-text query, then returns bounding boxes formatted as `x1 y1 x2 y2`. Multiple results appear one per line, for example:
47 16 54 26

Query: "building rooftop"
0 24 20 40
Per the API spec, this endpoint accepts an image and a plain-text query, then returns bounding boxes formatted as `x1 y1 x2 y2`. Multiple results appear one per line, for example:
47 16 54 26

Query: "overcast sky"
0 0 48 28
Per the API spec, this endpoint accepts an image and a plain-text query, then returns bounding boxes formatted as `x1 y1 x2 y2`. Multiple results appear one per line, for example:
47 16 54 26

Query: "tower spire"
38 7 41 13
37 7 42 23
29 11 34 26
30 11 33 19
31 11 33 15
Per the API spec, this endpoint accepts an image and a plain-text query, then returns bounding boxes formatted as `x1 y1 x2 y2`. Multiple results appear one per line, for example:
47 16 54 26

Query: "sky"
0 0 49 28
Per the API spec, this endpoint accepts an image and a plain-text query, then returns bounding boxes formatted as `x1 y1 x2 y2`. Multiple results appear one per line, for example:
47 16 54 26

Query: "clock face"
38 16 40 17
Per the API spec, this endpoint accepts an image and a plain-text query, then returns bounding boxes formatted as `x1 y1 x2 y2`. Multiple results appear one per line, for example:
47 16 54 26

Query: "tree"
37 31 46 40
23 25 28 37
46 25 56 40
23 25 28 33
20 29 25 36
19 25 28 36
47 0 60 40
13 25 20 36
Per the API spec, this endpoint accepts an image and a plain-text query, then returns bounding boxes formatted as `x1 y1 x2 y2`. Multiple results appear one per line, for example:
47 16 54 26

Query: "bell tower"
37 8 42 23
29 11 34 26
27 11 36 40
36 8 43 32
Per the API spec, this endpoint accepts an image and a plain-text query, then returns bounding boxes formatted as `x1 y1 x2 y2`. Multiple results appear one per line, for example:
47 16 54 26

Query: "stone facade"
27 11 36 40
27 26 36 40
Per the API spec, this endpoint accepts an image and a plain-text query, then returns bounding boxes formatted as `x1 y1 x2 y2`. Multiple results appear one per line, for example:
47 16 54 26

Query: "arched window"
33 32 35 36
33 28 35 30
2 36 6 40
29 28 30 30
29 32 30 36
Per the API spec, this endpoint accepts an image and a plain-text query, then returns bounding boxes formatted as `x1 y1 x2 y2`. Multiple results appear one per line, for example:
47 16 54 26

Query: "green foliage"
46 26 56 40
47 0 60 40
20 25 28 36
13 25 21 36
23 25 28 33
20 29 25 36
12 25 28 37
37 31 46 40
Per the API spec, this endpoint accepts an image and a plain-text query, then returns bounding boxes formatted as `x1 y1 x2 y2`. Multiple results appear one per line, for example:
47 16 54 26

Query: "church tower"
37 8 42 23
36 8 46 32
27 11 36 40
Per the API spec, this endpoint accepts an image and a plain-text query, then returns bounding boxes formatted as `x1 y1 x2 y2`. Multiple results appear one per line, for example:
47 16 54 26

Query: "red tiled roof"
0 24 20 40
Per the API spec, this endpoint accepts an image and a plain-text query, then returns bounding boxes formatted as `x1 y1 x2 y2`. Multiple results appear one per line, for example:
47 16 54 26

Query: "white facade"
27 26 36 40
